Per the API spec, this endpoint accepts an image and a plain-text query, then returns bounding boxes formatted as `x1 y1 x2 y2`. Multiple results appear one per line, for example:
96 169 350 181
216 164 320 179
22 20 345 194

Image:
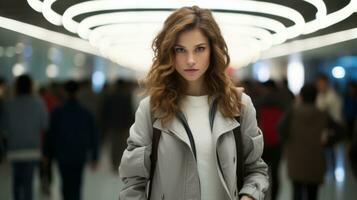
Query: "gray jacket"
119 93 269 200
1 95 48 152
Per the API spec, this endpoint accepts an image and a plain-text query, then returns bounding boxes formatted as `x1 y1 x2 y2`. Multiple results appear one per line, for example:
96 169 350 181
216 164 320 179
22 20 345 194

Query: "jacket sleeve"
239 94 269 200
119 97 153 200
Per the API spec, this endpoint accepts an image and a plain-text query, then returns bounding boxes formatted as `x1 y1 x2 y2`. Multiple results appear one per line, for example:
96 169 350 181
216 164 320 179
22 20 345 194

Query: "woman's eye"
174 47 185 53
196 46 205 52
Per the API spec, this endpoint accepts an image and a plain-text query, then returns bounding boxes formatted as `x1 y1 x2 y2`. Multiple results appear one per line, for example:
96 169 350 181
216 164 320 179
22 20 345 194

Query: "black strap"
148 111 198 199
209 99 218 130
176 112 197 160
234 116 244 191
148 127 161 200
211 99 244 191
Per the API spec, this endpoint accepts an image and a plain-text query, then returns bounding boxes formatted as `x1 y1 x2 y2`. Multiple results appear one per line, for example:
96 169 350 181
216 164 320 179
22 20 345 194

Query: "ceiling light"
15 43 25 54
5 46 15 57
43 0 62 26
12 63 26 76
332 66 345 79
23 0 357 72
0 16 101 57
261 27 357 59
287 54 305 95
27 0 43 12
46 64 59 78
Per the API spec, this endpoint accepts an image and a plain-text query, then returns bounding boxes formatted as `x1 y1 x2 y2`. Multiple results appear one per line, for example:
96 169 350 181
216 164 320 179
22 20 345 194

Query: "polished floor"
0 144 356 200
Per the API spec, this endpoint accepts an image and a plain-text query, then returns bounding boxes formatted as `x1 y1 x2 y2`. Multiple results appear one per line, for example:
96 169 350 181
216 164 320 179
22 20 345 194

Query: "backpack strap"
148 113 161 200
234 115 244 192
211 96 245 192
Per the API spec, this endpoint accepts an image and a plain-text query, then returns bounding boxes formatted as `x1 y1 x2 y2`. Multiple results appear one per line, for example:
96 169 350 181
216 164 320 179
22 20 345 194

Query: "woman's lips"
184 69 199 75
184 69 199 72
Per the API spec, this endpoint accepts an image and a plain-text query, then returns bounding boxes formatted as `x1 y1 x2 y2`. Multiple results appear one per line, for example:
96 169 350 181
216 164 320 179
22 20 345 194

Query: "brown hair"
143 6 241 125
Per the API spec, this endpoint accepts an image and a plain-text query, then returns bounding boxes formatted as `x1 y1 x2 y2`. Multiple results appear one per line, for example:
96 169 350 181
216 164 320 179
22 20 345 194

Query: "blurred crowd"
238 75 357 200
0 74 357 200
0 75 138 200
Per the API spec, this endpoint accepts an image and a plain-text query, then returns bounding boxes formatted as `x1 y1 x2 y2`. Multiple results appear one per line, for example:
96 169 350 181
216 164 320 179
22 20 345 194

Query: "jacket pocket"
119 144 151 179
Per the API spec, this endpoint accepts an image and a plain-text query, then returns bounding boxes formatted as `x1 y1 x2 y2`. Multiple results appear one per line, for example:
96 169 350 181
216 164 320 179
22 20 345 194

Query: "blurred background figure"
0 74 48 200
277 79 295 110
38 85 60 196
278 84 328 200
315 74 343 125
44 80 99 200
342 81 357 180
100 79 134 173
342 81 357 139
78 79 101 126
350 118 357 179
0 76 8 164
315 74 345 179
256 79 284 200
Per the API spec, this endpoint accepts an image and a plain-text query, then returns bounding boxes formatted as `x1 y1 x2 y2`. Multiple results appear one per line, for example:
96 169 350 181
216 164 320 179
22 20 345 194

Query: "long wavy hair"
143 6 241 126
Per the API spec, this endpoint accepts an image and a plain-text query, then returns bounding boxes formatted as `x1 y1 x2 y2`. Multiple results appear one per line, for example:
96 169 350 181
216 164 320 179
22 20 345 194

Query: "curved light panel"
26 0 357 72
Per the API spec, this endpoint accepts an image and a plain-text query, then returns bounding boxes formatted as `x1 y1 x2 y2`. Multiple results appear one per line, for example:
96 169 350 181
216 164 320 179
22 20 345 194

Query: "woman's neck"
186 81 208 96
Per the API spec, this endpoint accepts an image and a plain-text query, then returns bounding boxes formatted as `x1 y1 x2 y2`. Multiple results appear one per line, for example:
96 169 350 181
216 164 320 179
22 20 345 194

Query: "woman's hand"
240 195 254 200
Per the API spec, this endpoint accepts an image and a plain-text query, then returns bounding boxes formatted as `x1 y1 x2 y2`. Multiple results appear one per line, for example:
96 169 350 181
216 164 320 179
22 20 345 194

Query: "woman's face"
174 28 210 86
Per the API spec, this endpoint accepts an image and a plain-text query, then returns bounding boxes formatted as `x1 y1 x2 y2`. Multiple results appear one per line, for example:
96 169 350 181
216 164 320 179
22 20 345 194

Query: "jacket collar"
152 105 240 146
153 114 191 146
212 110 240 141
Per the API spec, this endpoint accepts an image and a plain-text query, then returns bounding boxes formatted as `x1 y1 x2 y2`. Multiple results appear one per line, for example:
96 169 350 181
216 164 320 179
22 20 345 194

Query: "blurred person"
315 74 344 178
237 79 262 106
44 80 99 200
0 76 7 115
119 6 269 200
256 80 284 200
347 82 357 179
315 74 343 125
278 84 328 200
131 81 145 111
237 80 254 99
0 77 8 163
0 74 48 200
38 86 60 196
278 78 295 110
350 118 357 179
78 79 100 122
343 81 357 139
101 79 134 172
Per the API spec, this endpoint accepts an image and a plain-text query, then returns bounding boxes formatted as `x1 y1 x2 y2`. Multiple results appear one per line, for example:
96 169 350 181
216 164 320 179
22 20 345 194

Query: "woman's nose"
187 53 196 66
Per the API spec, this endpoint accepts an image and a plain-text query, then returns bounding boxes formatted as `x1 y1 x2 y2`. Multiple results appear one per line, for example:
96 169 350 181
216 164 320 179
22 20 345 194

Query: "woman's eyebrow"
174 43 207 47
195 43 208 47
174 44 185 47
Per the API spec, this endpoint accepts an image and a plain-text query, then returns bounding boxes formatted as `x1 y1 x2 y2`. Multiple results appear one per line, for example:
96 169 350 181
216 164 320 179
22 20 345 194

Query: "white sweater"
181 95 228 200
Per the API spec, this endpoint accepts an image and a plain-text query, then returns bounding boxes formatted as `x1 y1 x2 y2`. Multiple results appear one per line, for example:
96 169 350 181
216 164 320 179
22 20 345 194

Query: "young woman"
119 6 269 200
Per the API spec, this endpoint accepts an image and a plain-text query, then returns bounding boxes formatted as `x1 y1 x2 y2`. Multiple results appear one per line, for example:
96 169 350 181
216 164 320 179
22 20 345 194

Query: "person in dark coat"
278 84 328 200
255 80 284 200
101 79 134 172
0 76 7 164
350 118 357 179
44 80 99 200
